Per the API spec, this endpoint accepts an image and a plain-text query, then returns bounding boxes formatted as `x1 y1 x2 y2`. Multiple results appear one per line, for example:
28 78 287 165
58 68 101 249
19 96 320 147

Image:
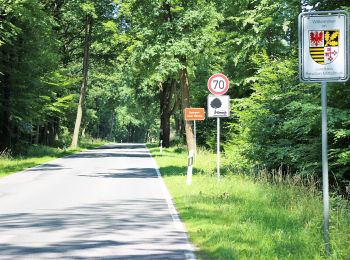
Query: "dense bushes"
225 55 350 195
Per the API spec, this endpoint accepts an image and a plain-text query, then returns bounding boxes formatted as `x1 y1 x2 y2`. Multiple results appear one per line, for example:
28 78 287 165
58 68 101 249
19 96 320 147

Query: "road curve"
0 143 195 259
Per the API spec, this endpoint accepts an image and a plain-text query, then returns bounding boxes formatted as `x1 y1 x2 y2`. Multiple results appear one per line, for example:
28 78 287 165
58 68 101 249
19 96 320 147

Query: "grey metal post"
217 118 220 181
194 120 197 161
321 81 330 256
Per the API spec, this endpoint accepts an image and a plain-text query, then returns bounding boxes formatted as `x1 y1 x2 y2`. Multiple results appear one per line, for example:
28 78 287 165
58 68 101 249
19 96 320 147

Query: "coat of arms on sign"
309 30 339 65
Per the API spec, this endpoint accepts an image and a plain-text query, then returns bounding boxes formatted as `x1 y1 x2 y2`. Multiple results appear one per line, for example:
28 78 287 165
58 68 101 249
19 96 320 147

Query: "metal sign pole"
194 120 197 162
217 117 220 181
298 11 350 257
321 81 330 256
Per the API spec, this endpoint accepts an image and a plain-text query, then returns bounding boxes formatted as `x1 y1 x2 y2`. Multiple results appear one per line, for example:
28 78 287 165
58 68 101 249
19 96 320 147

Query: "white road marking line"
145 145 197 260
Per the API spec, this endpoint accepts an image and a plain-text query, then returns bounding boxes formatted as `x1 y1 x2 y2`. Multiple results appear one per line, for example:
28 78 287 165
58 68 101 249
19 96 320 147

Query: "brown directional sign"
184 108 205 121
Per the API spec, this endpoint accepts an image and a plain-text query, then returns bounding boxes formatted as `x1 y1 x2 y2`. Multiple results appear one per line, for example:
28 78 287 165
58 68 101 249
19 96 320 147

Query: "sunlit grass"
149 145 350 259
0 138 107 177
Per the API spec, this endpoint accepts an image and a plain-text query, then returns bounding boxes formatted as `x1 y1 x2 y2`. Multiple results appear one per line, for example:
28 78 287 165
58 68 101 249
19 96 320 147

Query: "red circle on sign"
207 73 230 95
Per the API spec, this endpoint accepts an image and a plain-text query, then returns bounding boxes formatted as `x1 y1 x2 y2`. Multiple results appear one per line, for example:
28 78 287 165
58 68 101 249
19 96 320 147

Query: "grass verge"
0 138 107 178
149 145 350 259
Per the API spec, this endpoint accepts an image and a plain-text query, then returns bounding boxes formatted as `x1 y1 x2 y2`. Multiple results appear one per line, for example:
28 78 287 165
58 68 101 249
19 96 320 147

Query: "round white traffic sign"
207 73 229 95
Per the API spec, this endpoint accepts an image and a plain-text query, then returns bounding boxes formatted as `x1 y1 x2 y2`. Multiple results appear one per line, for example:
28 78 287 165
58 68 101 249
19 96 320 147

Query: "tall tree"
69 0 118 147
179 64 194 151
71 11 93 148
159 78 177 147
119 0 221 150
0 0 60 149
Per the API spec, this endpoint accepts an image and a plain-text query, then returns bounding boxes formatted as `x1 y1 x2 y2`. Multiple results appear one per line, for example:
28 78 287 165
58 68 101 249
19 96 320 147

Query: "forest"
0 0 349 194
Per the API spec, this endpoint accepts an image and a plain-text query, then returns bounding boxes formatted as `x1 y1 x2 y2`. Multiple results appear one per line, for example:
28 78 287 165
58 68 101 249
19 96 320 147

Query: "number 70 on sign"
208 73 230 95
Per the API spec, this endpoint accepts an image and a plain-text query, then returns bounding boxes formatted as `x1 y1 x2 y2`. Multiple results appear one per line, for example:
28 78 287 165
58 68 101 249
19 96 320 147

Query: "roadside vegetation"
1 1 350 193
0 137 106 178
149 145 350 259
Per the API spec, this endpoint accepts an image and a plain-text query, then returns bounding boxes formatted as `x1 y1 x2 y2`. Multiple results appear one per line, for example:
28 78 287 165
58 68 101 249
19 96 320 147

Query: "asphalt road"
0 144 195 259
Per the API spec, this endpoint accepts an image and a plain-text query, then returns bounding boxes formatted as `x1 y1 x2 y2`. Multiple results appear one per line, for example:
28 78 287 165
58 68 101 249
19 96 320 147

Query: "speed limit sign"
208 73 229 95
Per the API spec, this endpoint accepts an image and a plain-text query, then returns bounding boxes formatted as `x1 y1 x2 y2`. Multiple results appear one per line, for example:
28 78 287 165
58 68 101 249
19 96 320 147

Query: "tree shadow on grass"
18 147 76 159
151 153 179 158
1 162 72 177
157 165 227 178
158 166 187 177
0 162 39 176
176 191 318 259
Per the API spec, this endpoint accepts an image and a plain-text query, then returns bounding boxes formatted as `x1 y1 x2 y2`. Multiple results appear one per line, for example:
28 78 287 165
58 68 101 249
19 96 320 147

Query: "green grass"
0 138 107 178
149 145 350 259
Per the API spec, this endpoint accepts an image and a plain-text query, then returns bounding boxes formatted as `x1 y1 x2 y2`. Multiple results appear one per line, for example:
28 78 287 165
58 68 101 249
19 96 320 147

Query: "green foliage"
0 0 61 146
0 0 349 193
227 55 319 172
120 0 221 85
81 2 97 18
209 0 350 194
226 51 350 194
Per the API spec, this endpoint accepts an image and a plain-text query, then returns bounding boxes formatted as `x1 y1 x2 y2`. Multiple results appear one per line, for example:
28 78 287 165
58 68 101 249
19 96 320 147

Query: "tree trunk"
35 125 40 145
157 2 175 147
0 45 13 150
109 112 115 141
174 92 183 140
81 127 86 138
48 121 56 145
179 66 194 152
44 124 48 145
159 79 176 148
160 113 171 147
54 118 59 141
0 72 11 150
71 15 92 148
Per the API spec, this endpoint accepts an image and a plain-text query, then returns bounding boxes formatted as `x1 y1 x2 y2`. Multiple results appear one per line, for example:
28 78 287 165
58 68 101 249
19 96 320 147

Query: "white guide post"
186 150 194 185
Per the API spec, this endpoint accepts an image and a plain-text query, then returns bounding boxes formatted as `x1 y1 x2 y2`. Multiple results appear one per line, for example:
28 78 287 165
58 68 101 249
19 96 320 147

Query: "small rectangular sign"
208 95 230 118
299 11 349 82
184 108 205 121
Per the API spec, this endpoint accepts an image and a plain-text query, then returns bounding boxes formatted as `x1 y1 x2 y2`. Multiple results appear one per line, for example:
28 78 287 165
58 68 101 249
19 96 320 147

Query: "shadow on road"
95 144 146 150
29 164 70 172
0 143 194 259
78 168 158 179
67 152 151 159
0 199 192 259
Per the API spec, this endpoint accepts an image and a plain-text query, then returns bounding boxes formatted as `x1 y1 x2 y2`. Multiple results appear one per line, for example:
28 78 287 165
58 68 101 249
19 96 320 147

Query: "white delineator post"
186 150 194 185
184 108 205 186
321 81 330 256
